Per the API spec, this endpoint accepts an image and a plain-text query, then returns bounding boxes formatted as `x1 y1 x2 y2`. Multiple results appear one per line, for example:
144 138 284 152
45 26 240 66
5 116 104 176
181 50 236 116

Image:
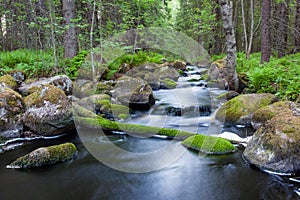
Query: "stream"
0 66 299 199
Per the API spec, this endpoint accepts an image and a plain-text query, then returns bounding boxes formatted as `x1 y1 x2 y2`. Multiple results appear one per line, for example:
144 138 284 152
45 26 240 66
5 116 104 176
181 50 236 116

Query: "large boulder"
154 66 180 81
0 83 24 138
215 93 278 125
7 142 77 168
243 101 300 174
111 76 155 110
19 75 73 96
207 58 228 89
23 84 74 136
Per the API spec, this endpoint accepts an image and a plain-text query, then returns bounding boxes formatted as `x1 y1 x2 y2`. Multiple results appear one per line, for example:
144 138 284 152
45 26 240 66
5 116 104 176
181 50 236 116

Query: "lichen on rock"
7 142 77 168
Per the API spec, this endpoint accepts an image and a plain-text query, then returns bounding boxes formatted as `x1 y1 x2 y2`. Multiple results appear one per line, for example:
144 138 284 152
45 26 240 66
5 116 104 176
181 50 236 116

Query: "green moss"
8 143 77 168
0 74 17 89
118 113 128 120
161 78 177 89
182 135 236 155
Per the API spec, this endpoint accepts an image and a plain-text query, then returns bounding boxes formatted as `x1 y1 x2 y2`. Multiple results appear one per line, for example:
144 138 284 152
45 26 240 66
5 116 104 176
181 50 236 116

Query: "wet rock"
215 93 278 126
112 76 155 110
7 142 77 169
0 83 24 138
0 74 18 90
23 84 74 136
73 80 112 98
243 102 300 174
19 75 73 96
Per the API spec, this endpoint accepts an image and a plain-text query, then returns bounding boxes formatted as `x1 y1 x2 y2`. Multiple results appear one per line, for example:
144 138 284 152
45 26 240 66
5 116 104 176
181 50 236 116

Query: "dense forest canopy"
0 0 299 56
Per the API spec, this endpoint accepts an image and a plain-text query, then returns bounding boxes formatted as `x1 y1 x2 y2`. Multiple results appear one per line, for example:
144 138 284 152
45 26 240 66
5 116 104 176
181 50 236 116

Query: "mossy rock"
0 75 17 90
0 84 24 138
243 102 300 174
215 93 278 125
161 78 177 89
24 84 68 108
97 99 130 120
251 101 293 129
182 135 236 155
171 60 186 70
7 143 77 169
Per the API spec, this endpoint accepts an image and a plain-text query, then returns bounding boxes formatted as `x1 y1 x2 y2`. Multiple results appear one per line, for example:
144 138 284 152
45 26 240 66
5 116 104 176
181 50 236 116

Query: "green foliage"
63 50 88 79
0 49 57 78
236 53 300 101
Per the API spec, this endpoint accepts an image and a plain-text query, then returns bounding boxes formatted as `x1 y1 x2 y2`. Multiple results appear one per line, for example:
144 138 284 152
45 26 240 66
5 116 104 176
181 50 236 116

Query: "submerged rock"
23 84 74 136
19 75 73 96
215 93 278 126
243 101 300 174
182 135 236 155
0 84 24 138
7 142 77 168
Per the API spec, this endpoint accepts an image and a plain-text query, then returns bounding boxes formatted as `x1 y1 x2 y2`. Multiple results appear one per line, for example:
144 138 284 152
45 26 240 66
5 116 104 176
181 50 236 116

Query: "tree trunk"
295 0 300 52
219 0 239 91
63 0 78 59
261 0 271 63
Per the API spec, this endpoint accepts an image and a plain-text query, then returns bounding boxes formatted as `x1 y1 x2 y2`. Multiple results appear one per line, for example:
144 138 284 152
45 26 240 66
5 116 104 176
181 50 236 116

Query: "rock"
154 66 180 81
171 60 186 70
238 73 249 93
0 83 24 138
181 135 236 155
207 58 228 89
8 70 25 84
215 93 278 125
19 75 73 96
251 101 296 129
73 80 112 98
95 99 130 120
0 74 18 90
76 94 111 112
7 143 77 168
160 78 177 89
243 102 300 174
23 84 74 136
144 72 160 90
112 76 155 110
216 91 239 101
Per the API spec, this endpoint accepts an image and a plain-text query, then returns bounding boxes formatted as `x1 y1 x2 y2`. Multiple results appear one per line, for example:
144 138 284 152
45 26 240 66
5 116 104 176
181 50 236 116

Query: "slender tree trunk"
219 0 239 91
261 0 271 63
48 1 58 67
63 0 78 59
247 0 254 59
241 0 248 56
295 0 300 52
90 0 96 82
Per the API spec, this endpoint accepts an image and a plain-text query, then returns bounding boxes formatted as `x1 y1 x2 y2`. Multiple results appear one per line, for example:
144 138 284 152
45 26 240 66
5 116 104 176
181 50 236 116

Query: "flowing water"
0 66 299 199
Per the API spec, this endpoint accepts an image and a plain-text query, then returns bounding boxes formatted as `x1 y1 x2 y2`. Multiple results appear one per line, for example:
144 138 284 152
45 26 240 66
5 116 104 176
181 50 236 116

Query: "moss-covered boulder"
144 72 161 90
207 58 228 89
19 75 73 96
7 143 77 169
112 76 155 110
95 99 130 120
76 94 110 112
243 102 300 174
23 84 74 136
215 93 278 125
0 74 17 90
161 78 177 89
182 135 236 155
0 83 24 138
251 101 295 129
